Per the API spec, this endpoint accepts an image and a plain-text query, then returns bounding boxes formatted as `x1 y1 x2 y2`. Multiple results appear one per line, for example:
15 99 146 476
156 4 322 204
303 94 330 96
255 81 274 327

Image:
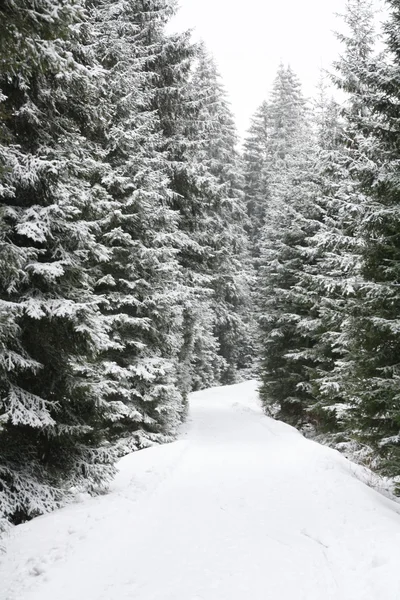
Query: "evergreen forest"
2 0 400 533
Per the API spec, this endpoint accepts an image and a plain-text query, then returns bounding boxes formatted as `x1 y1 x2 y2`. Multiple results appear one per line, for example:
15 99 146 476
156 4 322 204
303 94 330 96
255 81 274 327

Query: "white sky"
169 0 386 138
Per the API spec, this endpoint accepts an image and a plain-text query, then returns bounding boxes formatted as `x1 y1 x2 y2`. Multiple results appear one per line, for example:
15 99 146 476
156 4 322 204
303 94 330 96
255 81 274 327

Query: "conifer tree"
256 65 320 425
302 0 381 440
0 0 117 530
134 6 220 393
148 24 253 390
336 0 400 477
89 0 185 454
254 3 380 437
190 47 255 383
243 101 270 260
287 86 361 435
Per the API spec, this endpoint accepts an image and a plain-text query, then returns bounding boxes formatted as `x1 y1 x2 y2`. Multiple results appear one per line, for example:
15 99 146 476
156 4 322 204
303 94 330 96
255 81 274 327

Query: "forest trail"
1 381 400 600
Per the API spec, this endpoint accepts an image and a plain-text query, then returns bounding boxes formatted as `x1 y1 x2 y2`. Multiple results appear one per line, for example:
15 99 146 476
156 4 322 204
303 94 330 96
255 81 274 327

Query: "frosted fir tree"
89 0 185 454
243 101 270 261
335 0 400 479
0 0 118 530
149 28 236 391
244 64 310 264
256 65 321 425
268 64 307 157
291 87 359 435
190 46 256 383
302 0 381 440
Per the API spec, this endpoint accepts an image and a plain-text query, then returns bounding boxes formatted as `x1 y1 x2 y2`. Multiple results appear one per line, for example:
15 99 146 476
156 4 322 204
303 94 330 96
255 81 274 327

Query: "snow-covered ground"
1 381 400 600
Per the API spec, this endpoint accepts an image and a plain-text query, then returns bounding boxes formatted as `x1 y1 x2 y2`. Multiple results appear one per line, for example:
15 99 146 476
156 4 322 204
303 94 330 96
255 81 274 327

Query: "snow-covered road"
2 381 400 599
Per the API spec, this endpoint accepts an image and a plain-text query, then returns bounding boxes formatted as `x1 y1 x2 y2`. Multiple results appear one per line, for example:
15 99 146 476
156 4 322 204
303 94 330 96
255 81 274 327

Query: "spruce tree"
190 47 255 384
0 0 117 530
256 65 320 425
294 89 358 435
243 101 270 261
89 0 185 454
149 24 251 391
130 7 218 393
304 0 381 441
336 0 400 478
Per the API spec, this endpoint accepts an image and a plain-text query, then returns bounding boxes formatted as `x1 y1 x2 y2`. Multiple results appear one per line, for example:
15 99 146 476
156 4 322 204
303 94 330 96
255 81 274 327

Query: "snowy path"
2 381 400 600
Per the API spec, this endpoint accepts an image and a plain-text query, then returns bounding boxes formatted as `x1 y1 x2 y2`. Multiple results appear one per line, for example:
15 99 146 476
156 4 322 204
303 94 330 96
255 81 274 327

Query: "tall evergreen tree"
149 26 256 390
243 101 270 260
138 9 222 393
302 0 381 441
0 0 118 530
90 0 185 454
287 85 362 436
190 47 255 384
335 0 400 478
256 65 320 425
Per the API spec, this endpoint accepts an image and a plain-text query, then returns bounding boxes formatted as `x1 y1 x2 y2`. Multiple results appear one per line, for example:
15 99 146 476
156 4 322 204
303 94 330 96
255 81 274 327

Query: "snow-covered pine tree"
0 0 117 530
292 89 350 435
148 20 253 390
243 100 270 262
336 0 400 478
256 65 321 425
89 0 185 454
287 82 362 437
300 0 381 444
123 5 219 393
190 46 255 384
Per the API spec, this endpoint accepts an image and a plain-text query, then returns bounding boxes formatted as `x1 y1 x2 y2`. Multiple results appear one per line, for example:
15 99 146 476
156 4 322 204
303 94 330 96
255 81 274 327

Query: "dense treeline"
0 0 253 532
2 0 400 534
249 0 400 488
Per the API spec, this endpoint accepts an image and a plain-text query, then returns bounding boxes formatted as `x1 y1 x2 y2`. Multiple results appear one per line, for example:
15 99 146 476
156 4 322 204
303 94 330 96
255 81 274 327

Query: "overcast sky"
169 0 386 138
